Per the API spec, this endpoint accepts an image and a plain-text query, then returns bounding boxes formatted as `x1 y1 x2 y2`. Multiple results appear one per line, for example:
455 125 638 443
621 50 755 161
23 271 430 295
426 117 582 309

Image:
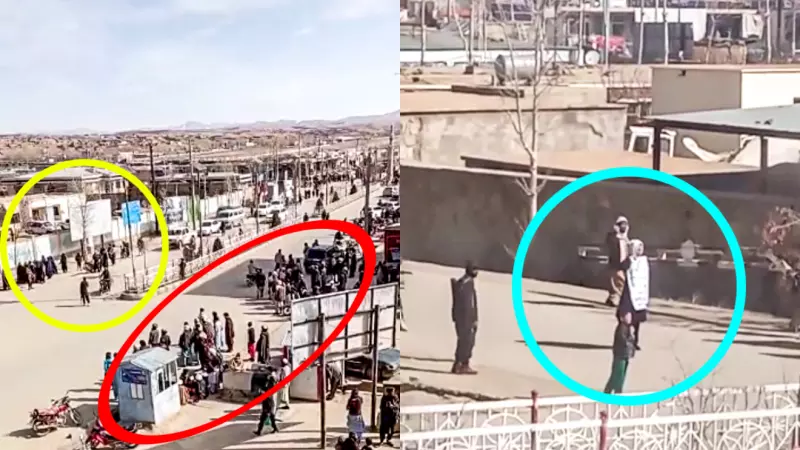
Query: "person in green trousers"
604 312 636 394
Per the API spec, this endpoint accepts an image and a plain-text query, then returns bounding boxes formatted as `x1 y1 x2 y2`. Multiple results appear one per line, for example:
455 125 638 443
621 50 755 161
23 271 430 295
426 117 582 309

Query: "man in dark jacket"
254 369 279 435
80 277 90 306
451 262 479 374
604 312 636 394
256 326 270 364
254 269 266 299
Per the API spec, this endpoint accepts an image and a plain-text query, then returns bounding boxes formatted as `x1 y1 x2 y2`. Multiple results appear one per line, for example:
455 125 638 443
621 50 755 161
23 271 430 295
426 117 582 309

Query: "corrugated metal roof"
648 104 800 140
122 347 177 372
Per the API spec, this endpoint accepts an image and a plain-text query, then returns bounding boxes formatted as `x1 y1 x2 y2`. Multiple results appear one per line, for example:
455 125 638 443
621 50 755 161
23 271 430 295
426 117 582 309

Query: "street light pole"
188 139 198 231
124 185 137 282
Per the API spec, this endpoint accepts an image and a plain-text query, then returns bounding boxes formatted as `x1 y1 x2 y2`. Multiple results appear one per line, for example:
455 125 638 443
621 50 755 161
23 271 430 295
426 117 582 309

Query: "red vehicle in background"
384 223 400 271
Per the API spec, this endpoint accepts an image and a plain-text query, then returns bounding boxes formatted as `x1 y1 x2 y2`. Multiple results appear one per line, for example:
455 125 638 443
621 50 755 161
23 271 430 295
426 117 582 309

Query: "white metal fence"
400 407 800 450
401 383 800 435
122 186 371 293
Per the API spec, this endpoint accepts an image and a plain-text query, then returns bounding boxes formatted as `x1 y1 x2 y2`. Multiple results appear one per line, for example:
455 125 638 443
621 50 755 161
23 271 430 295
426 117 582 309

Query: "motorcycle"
83 419 139 449
29 395 82 436
99 277 112 294
245 273 256 287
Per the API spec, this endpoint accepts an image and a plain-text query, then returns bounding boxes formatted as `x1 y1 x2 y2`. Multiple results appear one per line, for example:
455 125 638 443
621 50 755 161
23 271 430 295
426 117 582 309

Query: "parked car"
168 225 195 249
200 219 221 236
25 221 56 235
216 207 245 229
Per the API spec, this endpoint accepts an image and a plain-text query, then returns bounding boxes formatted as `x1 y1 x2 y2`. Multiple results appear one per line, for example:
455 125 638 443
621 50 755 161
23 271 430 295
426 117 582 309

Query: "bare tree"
68 179 99 262
760 206 800 329
495 0 557 227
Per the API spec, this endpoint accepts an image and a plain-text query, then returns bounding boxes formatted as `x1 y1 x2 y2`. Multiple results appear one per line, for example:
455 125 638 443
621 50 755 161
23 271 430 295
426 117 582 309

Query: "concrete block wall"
400 107 627 167
401 162 797 314
401 162 531 274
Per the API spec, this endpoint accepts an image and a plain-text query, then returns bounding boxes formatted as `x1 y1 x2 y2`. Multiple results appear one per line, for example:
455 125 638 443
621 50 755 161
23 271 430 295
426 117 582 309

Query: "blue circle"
511 166 745 406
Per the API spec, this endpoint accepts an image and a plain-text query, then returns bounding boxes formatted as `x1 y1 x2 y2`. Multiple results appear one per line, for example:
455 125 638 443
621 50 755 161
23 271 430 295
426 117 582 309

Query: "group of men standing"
603 216 651 394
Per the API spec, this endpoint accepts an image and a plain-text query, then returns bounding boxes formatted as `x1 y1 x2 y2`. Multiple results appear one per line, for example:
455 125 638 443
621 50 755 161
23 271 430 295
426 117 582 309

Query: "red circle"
97 220 376 445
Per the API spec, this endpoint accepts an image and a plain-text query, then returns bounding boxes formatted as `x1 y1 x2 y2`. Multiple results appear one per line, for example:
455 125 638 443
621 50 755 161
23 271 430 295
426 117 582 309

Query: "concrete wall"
401 162 796 314
651 66 742 156
400 107 627 167
401 162 531 274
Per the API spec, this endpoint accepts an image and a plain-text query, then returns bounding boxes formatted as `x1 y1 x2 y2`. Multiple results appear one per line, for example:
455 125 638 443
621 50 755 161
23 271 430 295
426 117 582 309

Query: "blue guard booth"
117 347 181 426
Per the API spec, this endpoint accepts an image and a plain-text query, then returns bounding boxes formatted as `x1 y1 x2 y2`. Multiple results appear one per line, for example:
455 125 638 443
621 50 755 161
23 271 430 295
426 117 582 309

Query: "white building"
651 65 800 166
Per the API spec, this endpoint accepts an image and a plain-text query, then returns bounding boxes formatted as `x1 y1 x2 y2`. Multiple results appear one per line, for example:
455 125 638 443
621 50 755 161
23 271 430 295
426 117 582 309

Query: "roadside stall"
117 348 181 426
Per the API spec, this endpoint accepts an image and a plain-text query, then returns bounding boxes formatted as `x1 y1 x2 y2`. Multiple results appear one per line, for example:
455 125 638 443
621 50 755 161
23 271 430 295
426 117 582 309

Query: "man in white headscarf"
605 216 630 307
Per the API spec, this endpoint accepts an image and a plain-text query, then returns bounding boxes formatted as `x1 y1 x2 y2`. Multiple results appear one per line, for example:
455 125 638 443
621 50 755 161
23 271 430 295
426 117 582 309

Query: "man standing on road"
604 312 636 394
254 268 266 299
451 262 479 375
254 369 279 435
80 277 90 306
257 326 270 364
605 216 630 307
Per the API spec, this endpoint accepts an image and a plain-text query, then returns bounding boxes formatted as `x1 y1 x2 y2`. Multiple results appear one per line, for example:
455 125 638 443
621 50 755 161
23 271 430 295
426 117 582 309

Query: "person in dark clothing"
149 324 161 347
254 370 279 435
159 329 172 349
179 322 193 358
60 254 68 273
326 362 343 400
254 269 266 299
179 258 187 279
362 437 375 450
247 322 257 361
256 326 270 364
224 312 235 351
1 271 8 291
341 432 359 450
451 262 479 374
80 277 90 305
604 312 636 394
378 387 399 446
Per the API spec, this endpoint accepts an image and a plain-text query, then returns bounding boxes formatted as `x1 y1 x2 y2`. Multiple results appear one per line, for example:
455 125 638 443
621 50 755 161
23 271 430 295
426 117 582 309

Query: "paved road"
0 192 383 450
398 261 800 405
119 181 354 292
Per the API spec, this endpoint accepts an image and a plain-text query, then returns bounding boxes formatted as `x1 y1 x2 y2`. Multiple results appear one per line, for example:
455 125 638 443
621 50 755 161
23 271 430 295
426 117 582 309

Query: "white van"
168 225 195 249
216 207 245 229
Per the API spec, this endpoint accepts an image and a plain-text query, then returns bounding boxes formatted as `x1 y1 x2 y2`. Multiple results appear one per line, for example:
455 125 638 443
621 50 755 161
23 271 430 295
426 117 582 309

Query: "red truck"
384 223 400 269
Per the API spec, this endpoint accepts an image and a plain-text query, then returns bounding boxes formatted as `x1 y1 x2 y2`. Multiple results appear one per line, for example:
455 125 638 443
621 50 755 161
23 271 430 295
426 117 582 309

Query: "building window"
156 370 166 393
130 383 145 400
794 97 800 104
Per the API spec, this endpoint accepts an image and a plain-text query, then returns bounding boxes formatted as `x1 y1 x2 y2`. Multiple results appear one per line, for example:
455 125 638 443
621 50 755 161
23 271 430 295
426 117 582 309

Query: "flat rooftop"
463 150 757 176
654 64 800 74
401 90 624 115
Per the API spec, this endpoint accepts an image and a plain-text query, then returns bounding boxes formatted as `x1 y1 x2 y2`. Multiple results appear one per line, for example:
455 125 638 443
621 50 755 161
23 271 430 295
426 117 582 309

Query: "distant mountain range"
43 111 400 136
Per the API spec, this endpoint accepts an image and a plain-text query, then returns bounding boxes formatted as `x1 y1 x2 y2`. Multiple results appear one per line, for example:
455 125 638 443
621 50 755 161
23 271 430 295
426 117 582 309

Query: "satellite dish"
680 239 696 261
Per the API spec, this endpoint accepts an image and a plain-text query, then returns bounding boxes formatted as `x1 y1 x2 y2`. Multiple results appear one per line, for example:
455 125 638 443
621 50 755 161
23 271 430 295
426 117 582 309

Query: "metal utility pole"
253 162 260 234
602 0 610 69
387 126 395 184
188 139 198 231
124 185 137 282
148 143 159 233
420 0 427 65
363 150 373 235
317 314 327 449
369 305 380 431
198 172 205 257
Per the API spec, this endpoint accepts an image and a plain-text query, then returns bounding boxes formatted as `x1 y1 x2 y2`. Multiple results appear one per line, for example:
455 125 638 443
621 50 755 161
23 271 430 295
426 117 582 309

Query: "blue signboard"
122 201 141 226
121 367 148 385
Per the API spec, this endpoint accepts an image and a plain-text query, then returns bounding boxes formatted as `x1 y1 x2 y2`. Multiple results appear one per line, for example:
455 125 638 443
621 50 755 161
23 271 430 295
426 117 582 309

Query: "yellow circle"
0 159 169 333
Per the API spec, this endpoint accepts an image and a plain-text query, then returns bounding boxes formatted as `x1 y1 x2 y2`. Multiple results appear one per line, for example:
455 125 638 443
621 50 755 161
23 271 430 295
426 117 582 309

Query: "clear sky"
0 0 399 134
